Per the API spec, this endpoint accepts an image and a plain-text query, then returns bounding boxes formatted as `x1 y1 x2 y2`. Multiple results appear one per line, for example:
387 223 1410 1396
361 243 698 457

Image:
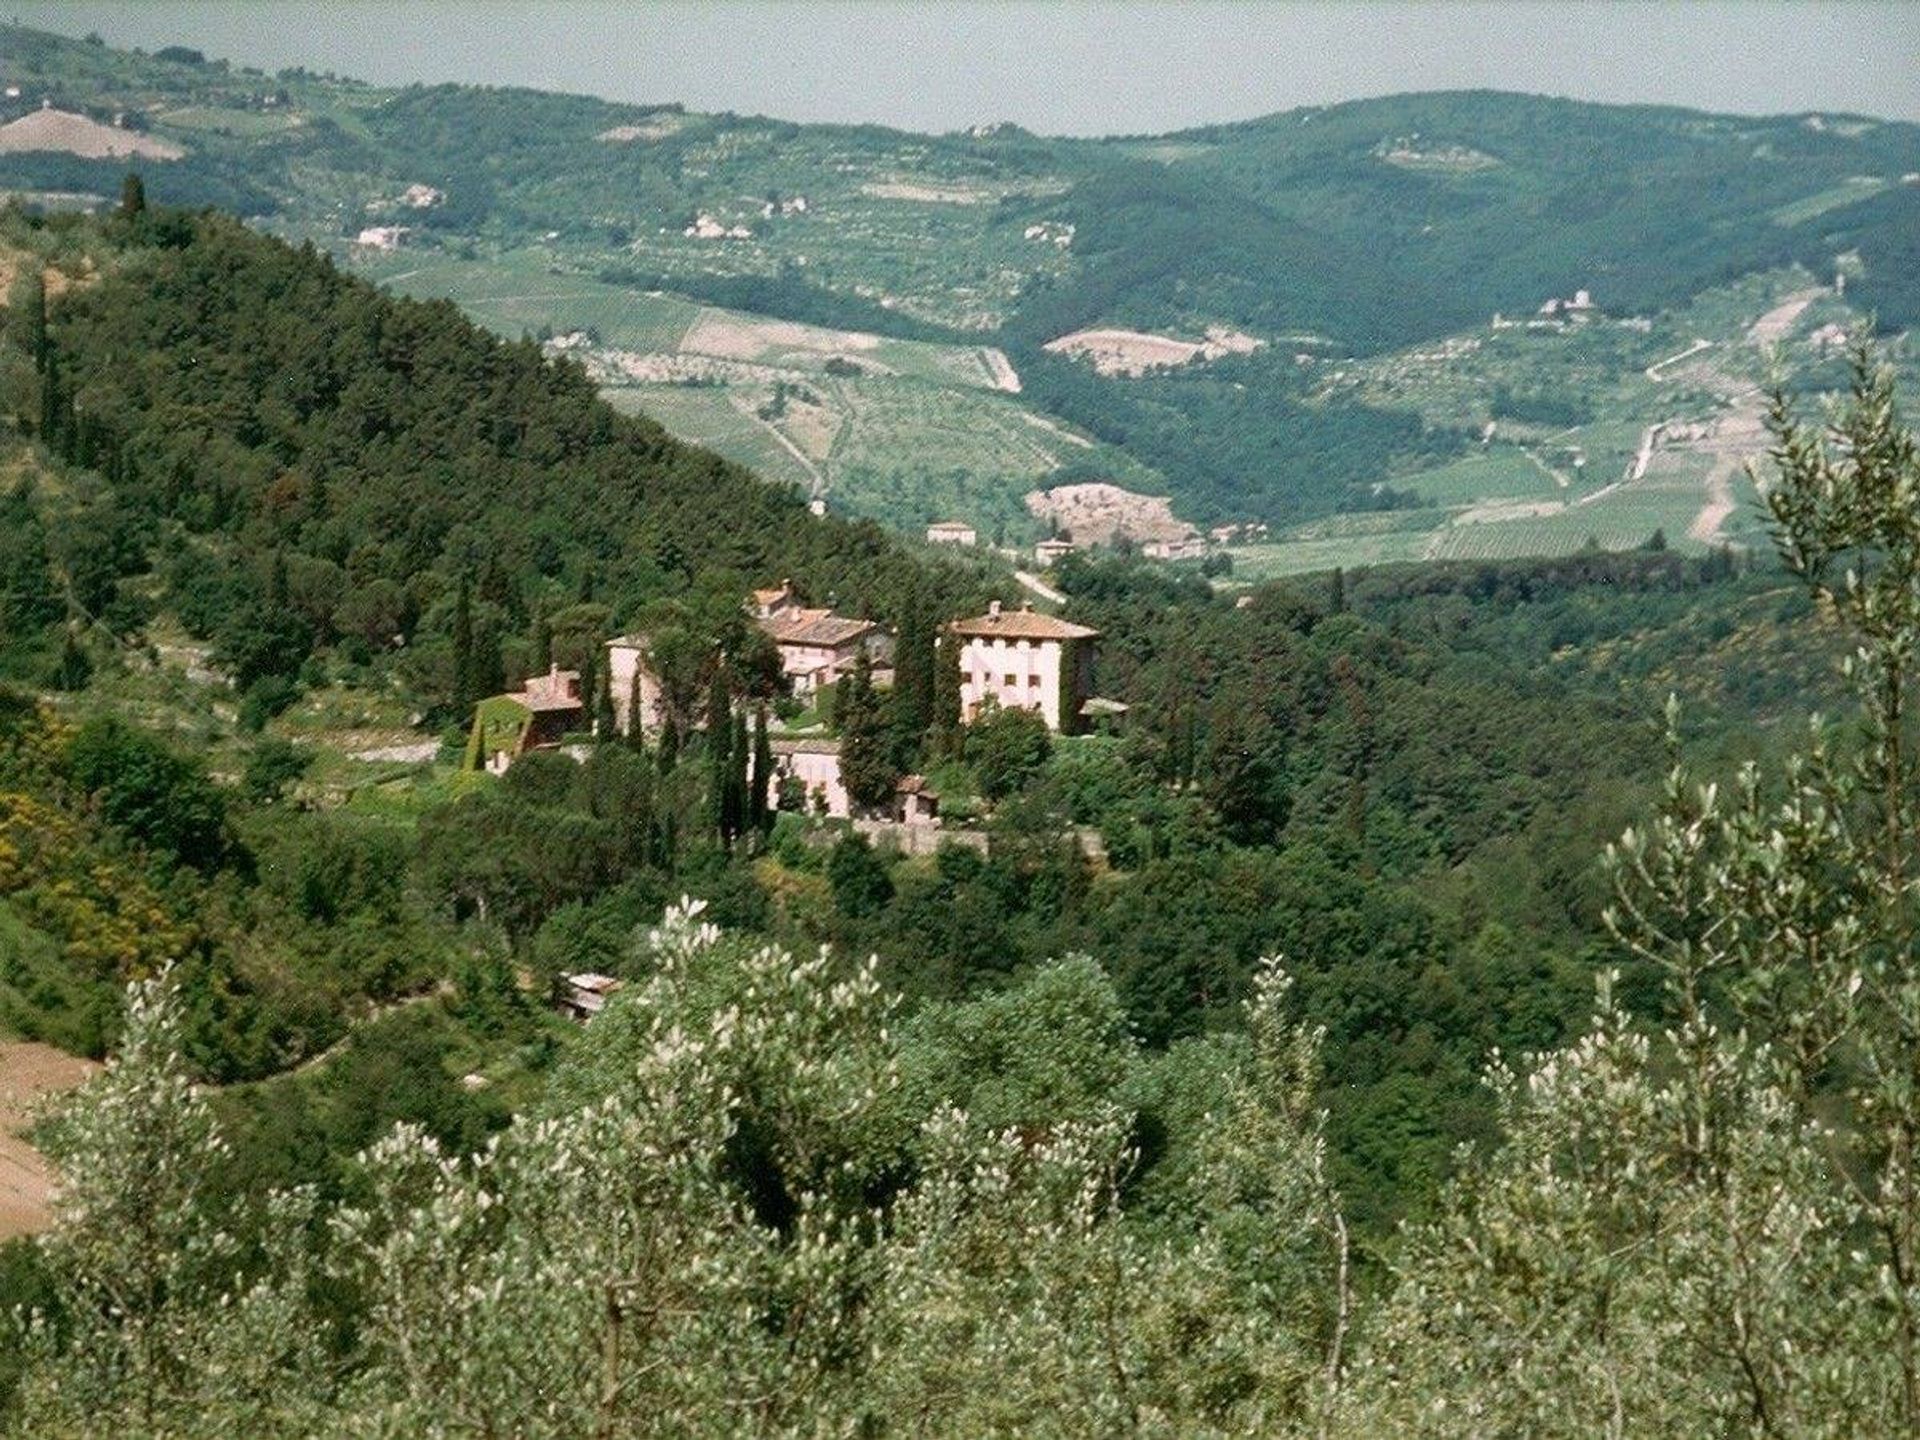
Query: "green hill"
4 20 1915 546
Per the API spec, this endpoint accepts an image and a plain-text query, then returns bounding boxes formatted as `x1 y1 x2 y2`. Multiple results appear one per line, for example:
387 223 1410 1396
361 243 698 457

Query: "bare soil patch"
1043 325 1261 377
0 108 184 161
0 1041 98 1241
1026 481 1193 546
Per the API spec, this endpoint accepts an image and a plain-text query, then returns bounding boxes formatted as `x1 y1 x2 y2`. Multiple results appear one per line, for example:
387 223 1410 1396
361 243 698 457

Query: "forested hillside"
3 21 1915 540
0 134 1913 1426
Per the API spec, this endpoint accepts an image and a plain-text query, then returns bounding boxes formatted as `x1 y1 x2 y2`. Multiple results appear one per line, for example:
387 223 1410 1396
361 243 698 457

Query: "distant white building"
1034 537 1076 566
949 600 1099 734
1142 534 1206 562
354 225 409 251
926 519 977 547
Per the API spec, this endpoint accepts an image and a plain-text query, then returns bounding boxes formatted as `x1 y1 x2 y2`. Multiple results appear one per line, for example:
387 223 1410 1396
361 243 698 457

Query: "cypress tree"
118 172 146 220
931 630 963 758
579 649 600 738
626 670 649 753
727 710 750 845
839 648 899 813
893 586 936 746
657 713 680 775
451 574 476 714
532 610 553 671
750 703 774 837
706 672 733 842
594 653 617 740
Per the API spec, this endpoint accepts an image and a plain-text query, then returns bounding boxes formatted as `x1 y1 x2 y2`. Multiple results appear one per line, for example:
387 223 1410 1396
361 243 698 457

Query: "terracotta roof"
518 668 583 712
607 632 650 650
948 603 1098 641
763 609 878 647
771 736 842 756
896 774 937 795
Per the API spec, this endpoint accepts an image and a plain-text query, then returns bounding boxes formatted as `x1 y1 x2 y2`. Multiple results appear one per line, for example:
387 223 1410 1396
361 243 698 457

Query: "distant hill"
3 21 1915 547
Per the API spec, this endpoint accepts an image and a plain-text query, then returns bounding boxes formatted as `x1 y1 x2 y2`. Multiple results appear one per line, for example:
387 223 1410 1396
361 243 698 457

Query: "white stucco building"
949 601 1099 734
772 736 851 817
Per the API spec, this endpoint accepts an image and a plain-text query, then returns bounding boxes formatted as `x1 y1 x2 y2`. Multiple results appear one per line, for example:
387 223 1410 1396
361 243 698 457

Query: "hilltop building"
949 601 1099 734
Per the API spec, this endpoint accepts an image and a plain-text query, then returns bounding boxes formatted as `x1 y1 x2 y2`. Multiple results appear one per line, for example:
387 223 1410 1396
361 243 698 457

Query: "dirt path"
1646 339 1714 381
1688 453 1741 545
1746 289 1824 347
727 392 825 494
1014 569 1067 605
0 1041 99 1241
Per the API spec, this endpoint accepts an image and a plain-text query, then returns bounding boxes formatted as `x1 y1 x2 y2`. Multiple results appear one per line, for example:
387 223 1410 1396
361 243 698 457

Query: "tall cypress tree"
727 710 750 846
626 670 649 753
706 672 733 842
931 630 963 758
839 648 899 812
594 653 617 741
893 585 936 747
451 574 476 715
118 172 146 220
750 704 774 837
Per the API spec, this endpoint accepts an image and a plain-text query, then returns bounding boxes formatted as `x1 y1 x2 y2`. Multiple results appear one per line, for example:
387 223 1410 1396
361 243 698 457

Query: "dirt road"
0 1041 98 1240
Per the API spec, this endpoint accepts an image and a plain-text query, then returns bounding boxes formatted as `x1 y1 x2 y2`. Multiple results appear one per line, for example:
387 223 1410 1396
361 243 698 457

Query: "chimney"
988 600 1002 618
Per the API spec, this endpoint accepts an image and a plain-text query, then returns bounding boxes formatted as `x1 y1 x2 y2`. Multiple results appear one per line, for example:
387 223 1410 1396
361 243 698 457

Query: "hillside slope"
4 21 1915 540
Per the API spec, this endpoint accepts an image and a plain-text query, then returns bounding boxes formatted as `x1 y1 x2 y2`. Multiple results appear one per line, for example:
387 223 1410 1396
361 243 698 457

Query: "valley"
3 21 1917 565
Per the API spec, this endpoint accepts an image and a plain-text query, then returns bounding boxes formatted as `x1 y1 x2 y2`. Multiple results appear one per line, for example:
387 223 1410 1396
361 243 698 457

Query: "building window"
1003 673 1017 687
1028 674 1040 687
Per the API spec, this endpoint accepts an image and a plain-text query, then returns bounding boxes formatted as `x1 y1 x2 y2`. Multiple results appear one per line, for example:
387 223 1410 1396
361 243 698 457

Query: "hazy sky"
12 2 1920 134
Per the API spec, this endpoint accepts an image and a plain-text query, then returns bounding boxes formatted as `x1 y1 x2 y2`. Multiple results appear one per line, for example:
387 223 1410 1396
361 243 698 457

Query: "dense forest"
0 185 1912 1431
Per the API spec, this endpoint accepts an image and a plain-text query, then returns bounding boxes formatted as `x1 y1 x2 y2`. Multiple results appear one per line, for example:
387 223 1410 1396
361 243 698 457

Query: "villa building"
949 600 1099 734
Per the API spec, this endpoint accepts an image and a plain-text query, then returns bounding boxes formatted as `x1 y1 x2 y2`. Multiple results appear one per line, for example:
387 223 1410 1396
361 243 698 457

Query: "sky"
10 1 1920 134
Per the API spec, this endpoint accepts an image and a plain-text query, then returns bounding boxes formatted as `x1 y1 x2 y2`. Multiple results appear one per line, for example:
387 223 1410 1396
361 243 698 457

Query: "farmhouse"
762 609 890 695
926 519 977 547
949 600 1099 734
557 972 622 1022
469 664 584 772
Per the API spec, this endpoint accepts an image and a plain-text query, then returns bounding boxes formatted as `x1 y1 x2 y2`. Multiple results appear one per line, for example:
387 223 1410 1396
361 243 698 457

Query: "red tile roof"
948 603 1098 641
